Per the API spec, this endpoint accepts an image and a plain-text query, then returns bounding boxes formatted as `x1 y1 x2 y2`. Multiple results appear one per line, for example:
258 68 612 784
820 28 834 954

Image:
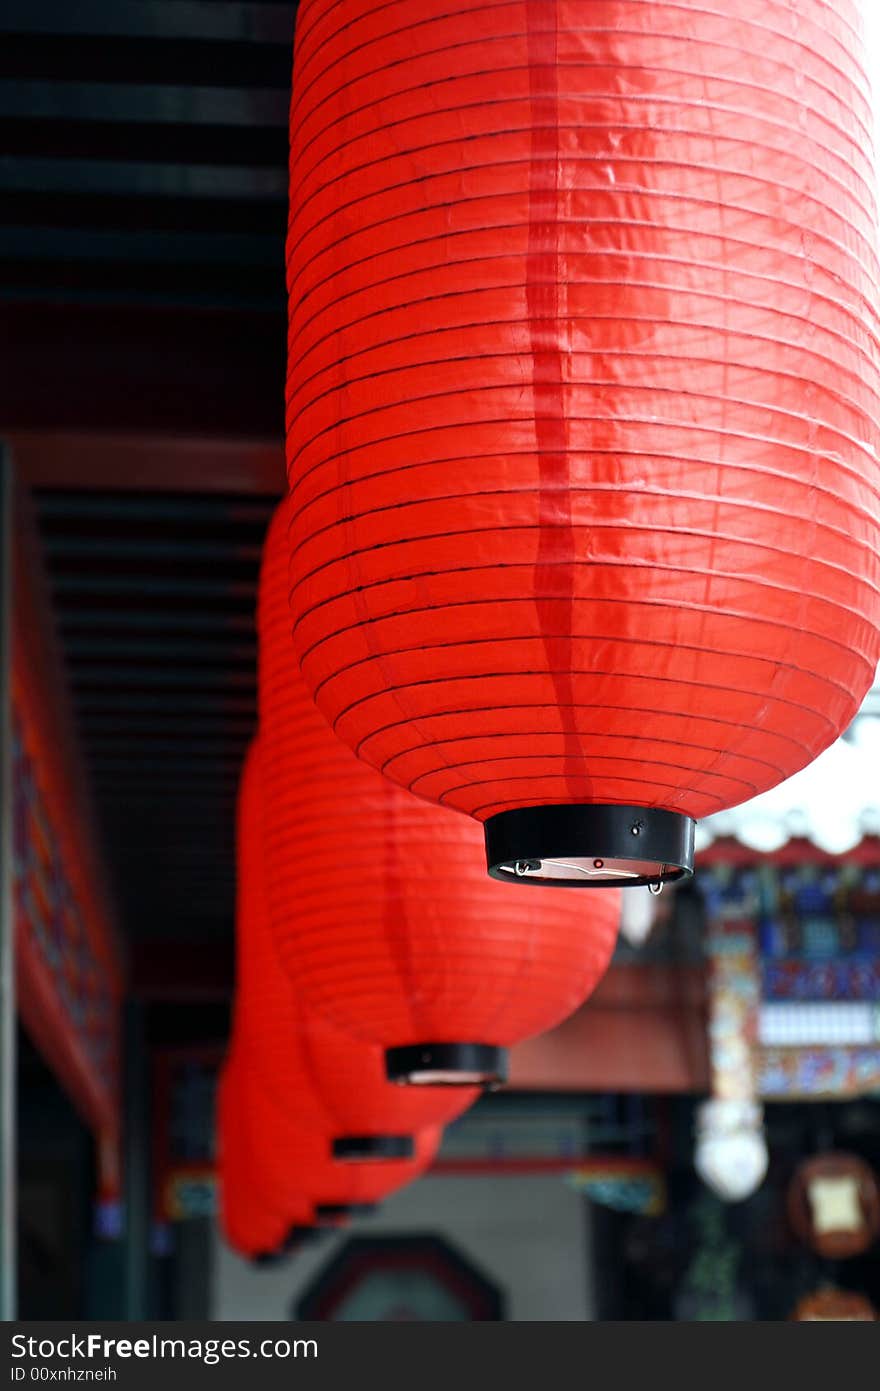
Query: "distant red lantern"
217 1063 313 1262
285 0 880 888
242 1079 442 1216
236 740 479 1144
299 1009 479 1147
259 502 620 1085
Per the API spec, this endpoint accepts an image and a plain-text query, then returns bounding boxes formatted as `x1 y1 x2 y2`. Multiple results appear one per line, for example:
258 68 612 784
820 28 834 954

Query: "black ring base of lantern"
484 804 695 888
286 1224 323 1248
385 1043 508 1089
332 1135 414 1162
315 1203 379 1224
250 1248 287 1267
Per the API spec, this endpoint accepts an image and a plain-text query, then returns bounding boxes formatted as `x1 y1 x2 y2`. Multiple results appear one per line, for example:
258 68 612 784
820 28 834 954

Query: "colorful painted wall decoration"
11 506 125 1223
700 866 880 1100
12 701 123 1216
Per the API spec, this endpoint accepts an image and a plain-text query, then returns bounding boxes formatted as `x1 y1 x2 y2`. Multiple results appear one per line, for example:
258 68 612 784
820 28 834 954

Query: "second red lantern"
259 501 620 1086
237 738 480 1137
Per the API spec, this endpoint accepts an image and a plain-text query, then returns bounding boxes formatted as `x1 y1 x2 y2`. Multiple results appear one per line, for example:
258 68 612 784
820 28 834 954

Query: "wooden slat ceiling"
0 0 296 437
0 1 299 949
35 490 273 945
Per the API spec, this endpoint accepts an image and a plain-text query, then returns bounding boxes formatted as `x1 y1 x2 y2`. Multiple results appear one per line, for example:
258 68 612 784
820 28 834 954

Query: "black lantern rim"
332 1135 414 1162
315 1203 379 1224
250 1248 287 1267
286 1224 323 1248
385 1043 507 1089
484 803 695 888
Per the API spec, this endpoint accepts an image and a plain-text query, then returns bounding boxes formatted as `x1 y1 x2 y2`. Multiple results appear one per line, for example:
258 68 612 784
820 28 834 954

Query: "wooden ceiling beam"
8 430 284 494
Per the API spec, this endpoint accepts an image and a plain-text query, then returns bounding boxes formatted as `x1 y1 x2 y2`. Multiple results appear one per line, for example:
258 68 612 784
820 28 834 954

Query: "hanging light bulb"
695 1099 769 1204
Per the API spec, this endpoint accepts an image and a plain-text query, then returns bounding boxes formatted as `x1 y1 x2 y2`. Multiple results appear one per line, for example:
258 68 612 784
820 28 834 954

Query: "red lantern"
299 1009 479 1144
259 502 620 1085
285 0 880 888
217 1063 313 1262
242 1079 442 1216
237 739 479 1143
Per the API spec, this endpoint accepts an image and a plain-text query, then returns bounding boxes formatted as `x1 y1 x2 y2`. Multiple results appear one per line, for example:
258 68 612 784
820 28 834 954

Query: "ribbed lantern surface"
299 1007 479 1141
285 0 880 886
243 1081 442 1214
259 502 620 1083
237 739 478 1138
217 1064 310 1260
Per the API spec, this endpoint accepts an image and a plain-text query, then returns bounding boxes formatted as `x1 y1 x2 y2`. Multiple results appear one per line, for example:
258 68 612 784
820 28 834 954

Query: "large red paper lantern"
285 0 880 888
259 502 620 1085
237 739 479 1144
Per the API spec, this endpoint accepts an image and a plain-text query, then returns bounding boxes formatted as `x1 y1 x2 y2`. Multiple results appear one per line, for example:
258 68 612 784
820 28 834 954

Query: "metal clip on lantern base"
332 1135 414 1162
385 1043 508 1089
484 804 695 888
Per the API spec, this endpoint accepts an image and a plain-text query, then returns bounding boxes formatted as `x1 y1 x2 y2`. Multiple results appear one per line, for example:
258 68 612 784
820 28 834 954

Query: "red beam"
0 302 284 439
430 1155 658 1176
9 430 285 496
508 965 709 1094
701 835 880 867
